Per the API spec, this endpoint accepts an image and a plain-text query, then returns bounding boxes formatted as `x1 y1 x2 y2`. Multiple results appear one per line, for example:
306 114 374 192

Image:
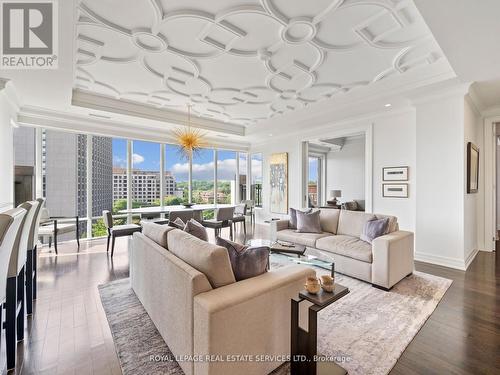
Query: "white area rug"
271 255 453 375
99 255 452 375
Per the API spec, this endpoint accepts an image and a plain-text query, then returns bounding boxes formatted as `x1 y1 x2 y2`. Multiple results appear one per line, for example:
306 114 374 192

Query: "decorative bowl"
183 203 194 208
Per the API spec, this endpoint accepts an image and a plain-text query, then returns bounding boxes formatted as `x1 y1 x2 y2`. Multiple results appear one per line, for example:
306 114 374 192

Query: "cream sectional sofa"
130 223 315 375
271 209 414 290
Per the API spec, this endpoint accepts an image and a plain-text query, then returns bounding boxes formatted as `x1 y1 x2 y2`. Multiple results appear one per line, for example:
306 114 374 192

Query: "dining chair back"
103 210 113 229
215 206 235 222
0 207 27 370
234 203 246 216
14 201 38 275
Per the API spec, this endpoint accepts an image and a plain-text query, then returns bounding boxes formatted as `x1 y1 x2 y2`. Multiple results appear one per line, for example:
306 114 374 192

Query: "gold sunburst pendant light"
172 104 207 159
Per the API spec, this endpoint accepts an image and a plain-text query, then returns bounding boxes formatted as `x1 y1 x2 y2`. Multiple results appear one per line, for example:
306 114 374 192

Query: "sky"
112 139 262 182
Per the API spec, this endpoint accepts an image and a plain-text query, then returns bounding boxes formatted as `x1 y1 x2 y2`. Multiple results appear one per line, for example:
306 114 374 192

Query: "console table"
291 284 349 375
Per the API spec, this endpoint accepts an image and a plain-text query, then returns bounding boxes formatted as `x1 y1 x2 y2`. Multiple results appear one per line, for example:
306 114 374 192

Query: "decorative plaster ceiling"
74 0 445 126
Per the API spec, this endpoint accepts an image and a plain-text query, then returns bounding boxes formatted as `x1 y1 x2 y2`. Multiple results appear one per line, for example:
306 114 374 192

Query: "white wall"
464 97 481 265
372 110 416 231
0 84 16 211
251 108 417 232
327 138 365 204
415 93 467 269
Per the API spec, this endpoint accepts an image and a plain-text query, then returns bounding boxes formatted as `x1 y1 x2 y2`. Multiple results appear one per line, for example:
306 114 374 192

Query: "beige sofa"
271 209 414 290
130 223 315 375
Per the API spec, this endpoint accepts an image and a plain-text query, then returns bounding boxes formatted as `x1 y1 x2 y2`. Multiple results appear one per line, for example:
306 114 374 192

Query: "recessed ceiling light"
384 103 392 108
269 133 273 137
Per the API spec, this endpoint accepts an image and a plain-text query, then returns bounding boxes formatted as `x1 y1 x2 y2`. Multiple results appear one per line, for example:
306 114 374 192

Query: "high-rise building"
112 168 179 204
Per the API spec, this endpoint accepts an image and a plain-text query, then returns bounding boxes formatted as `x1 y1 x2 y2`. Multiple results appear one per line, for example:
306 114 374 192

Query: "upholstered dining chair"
232 203 247 236
241 199 255 224
13 201 39 337
38 207 80 254
26 197 44 314
0 207 26 370
103 210 141 257
202 206 235 240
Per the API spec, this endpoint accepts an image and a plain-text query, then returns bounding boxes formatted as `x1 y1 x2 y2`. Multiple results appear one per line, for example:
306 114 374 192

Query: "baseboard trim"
464 248 479 270
414 251 466 271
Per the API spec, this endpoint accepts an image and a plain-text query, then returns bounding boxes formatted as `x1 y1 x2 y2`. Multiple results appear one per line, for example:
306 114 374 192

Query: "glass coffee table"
247 239 334 273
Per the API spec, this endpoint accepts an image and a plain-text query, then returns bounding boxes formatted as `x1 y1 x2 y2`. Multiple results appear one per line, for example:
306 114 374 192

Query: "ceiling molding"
71 89 246 136
74 0 449 126
16 105 250 151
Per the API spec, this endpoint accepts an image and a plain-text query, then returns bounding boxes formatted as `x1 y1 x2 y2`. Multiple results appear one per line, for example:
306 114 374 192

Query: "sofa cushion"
337 210 376 238
167 229 236 288
289 208 311 229
276 229 330 248
360 217 389 243
316 235 373 263
375 214 398 234
184 218 208 241
215 237 269 281
319 209 340 234
296 210 322 233
142 221 175 248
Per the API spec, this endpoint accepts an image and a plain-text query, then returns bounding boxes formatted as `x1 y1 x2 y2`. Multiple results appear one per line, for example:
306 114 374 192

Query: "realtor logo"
1 0 58 69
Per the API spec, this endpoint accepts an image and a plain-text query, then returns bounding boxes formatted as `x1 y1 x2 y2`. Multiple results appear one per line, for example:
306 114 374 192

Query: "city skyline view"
112 139 263 182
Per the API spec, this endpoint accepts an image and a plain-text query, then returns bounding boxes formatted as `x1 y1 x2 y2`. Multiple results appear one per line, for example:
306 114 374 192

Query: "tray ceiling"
74 0 446 126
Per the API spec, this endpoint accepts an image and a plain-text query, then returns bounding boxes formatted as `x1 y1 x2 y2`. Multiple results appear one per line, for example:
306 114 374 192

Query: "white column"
188 153 193 204
86 135 93 237
160 144 165 214
247 153 251 200
213 149 218 206
235 152 240 203
127 140 133 223
35 127 43 198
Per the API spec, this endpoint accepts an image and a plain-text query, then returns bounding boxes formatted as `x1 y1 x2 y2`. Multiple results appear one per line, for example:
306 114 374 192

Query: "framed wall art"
269 152 288 213
383 183 408 198
383 166 409 181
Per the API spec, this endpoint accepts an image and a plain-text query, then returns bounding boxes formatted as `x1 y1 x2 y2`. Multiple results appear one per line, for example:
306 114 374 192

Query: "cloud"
113 155 126 168
132 153 145 165
170 157 263 182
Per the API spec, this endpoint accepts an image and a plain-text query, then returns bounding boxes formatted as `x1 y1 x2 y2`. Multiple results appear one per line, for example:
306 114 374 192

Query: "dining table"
118 204 232 216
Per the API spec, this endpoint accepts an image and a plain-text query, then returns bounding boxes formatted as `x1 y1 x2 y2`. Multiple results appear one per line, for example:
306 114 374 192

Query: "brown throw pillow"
168 217 185 230
215 237 269 281
295 210 322 233
184 218 208 242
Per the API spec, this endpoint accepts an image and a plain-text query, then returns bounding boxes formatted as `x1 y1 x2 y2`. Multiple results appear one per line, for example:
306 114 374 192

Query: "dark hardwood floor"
1 225 498 374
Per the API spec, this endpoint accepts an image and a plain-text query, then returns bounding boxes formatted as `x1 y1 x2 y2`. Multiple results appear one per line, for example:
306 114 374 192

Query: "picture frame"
383 183 408 198
467 142 479 194
383 166 409 181
269 152 288 213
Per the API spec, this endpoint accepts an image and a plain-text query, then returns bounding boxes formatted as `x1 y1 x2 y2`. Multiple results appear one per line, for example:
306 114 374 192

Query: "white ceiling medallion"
74 0 445 126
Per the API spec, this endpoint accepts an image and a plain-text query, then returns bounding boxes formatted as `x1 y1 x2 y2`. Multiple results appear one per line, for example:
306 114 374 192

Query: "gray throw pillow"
296 210 322 233
168 217 185 230
360 218 389 243
184 218 208 242
215 237 269 281
289 207 312 229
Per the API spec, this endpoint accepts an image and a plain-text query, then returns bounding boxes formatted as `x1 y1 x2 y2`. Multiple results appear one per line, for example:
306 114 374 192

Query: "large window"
166 144 188 205
217 150 237 204
251 153 263 207
238 152 247 202
308 156 320 207
163 144 184 205
132 140 160 206
192 148 215 205
14 124 247 240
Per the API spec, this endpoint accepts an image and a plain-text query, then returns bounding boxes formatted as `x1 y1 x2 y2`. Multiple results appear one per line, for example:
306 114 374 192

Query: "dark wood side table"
291 284 349 375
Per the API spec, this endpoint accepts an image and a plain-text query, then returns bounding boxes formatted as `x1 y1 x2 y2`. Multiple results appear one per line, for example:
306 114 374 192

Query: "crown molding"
71 89 246 136
17 105 250 151
409 79 471 105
